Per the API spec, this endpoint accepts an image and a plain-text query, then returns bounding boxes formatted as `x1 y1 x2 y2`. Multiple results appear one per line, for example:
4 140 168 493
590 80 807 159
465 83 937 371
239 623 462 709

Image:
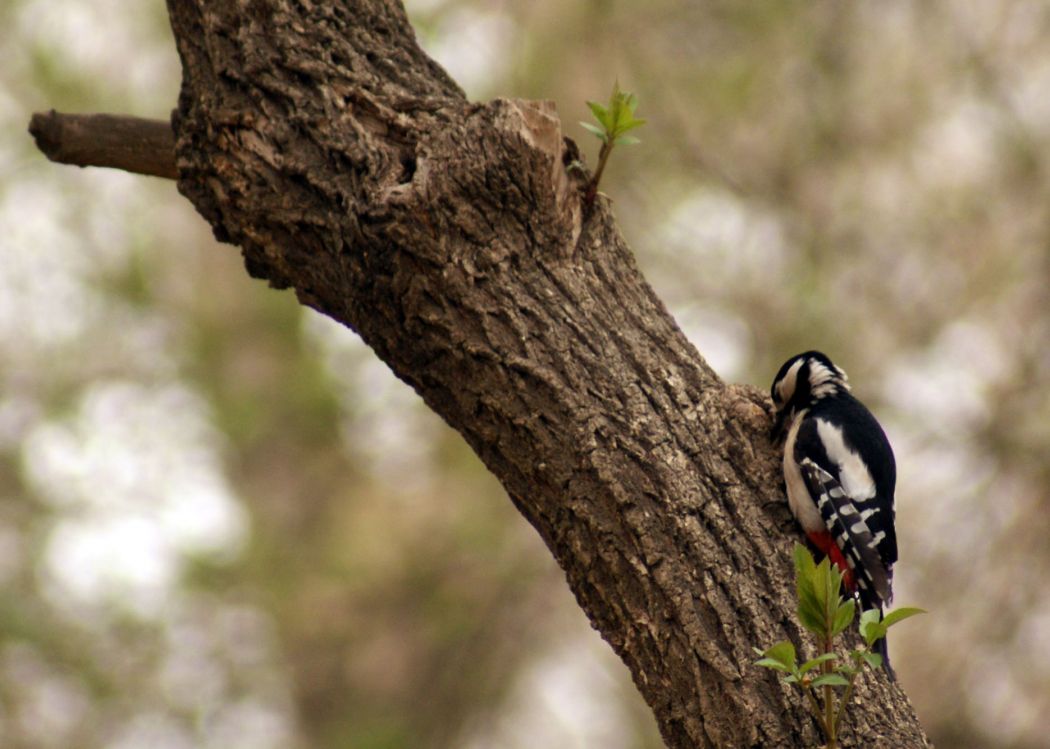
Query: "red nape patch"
806 531 855 590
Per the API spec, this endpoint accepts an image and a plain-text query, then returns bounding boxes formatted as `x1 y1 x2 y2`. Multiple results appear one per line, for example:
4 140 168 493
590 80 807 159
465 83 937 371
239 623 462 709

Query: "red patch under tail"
806 531 856 590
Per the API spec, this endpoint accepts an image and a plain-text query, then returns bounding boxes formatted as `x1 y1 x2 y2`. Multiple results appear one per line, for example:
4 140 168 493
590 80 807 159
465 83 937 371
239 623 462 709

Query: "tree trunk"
32 0 932 746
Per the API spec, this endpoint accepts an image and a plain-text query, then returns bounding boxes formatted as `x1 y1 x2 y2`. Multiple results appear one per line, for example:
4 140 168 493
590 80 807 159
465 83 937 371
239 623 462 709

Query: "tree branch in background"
28 111 177 180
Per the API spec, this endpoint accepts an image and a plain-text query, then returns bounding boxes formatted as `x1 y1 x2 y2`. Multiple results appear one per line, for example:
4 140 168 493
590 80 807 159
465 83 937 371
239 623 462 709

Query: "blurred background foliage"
1 1 1049 747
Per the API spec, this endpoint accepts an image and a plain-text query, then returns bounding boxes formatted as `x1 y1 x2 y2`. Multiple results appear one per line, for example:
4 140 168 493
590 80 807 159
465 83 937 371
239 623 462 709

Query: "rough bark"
29 0 931 746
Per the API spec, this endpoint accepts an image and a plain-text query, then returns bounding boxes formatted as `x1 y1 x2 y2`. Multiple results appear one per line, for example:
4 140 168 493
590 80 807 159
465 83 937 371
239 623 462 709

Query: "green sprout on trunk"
755 544 925 748
579 82 645 205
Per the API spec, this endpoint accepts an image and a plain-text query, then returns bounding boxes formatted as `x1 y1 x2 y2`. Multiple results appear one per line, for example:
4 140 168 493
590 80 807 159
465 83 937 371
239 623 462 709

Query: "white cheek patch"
777 359 804 404
815 419 875 500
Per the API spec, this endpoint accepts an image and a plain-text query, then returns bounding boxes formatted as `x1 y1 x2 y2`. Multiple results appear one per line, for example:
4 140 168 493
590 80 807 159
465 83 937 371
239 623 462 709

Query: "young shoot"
755 544 925 748
578 82 645 204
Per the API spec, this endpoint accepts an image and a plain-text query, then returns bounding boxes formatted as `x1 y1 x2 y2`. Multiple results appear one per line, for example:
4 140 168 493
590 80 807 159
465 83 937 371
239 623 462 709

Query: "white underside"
783 409 824 532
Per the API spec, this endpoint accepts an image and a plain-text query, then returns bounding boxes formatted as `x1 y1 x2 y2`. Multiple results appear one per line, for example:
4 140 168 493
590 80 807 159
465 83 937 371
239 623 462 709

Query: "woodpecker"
770 351 898 674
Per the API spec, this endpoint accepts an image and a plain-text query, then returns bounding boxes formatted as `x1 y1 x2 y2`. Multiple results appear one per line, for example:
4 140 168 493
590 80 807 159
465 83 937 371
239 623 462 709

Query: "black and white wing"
799 458 893 610
794 409 896 610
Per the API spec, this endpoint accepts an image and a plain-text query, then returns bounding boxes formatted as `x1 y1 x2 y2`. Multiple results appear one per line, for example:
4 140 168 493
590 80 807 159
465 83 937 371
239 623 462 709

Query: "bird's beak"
770 407 790 444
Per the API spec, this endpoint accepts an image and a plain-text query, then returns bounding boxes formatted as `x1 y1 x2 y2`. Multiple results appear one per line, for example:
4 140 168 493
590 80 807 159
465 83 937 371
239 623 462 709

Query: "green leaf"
582 83 646 158
814 557 844 619
859 651 884 670
615 117 647 135
859 608 882 628
869 626 887 645
793 545 826 634
831 598 856 637
830 572 846 610
799 653 837 675
806 556 839 634
580 121 608 141
793 543 817 580
758 641 797 671
756 658 792 672
883 607 927 628
810 673 850 688
797 592 826 636
586 100 611 130
858 608 884 645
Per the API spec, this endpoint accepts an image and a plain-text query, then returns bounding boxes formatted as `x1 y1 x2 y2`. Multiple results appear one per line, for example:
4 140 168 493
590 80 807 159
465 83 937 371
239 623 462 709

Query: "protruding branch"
28 111 177 180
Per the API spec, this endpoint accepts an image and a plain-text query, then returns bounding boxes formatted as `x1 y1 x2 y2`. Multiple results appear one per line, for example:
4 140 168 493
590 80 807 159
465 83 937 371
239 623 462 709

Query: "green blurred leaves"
754 640 796 672
755 544 926 747
581 82 646 145
580 82 646 203
860 605 927 647
793 541 855 639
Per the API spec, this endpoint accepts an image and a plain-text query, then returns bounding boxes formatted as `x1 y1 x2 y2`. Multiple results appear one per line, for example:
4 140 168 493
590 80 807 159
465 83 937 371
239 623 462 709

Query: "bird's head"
769 350 850 443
